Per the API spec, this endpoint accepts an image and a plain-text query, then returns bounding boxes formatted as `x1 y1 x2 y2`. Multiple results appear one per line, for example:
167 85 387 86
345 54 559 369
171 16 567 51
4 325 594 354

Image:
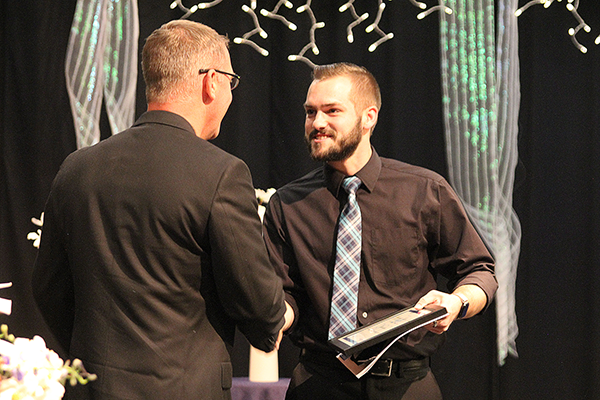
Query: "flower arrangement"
0 324 96 400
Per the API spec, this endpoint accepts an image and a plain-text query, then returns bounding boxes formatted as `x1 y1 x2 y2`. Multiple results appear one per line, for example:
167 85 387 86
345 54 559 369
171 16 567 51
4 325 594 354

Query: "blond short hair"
142 20 229 103
312 63 382 113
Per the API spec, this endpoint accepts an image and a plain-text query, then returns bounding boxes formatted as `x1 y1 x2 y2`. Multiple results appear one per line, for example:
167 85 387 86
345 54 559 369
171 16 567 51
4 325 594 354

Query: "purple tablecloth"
231 377 290 400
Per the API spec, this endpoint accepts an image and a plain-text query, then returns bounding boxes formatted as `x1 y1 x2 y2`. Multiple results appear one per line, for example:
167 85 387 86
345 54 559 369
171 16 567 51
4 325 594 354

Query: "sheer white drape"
439 0 521 365
65 0 139 149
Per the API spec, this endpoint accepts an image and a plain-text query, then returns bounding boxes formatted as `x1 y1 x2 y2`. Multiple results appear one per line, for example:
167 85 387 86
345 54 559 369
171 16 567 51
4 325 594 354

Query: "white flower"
255 188 276 222
0 386 17 400
0 282 12 316
0 327 94 400
27 213 44 248
257 205 267 222
255 188 276 205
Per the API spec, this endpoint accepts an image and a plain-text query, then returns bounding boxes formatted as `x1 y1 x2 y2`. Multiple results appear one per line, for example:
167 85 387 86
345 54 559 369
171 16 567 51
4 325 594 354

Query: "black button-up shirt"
263 150 497 360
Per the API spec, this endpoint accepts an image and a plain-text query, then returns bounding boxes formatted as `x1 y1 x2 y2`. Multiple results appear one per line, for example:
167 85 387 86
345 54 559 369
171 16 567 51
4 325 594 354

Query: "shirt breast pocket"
368 227 421 286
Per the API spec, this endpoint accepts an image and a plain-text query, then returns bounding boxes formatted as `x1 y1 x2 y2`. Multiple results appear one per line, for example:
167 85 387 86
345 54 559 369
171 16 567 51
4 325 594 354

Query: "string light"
169 0 224 18
514 0 547 17
260 1 298 31
566 0 591 53
287 1 325 68
170 0 452 62
364 1 394 52
339 1 369 44
168 1 528 65
197 0 224 9
515 0 597 53
408 0 453 20
234 4 270 56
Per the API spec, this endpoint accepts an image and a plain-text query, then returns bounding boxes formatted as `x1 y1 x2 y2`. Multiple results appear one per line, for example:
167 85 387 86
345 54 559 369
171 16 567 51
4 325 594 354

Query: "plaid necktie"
328 176 362 340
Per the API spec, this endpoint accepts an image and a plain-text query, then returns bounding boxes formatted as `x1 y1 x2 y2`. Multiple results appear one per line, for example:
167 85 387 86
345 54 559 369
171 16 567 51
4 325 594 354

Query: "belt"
364 357 430 378
301 350 429 378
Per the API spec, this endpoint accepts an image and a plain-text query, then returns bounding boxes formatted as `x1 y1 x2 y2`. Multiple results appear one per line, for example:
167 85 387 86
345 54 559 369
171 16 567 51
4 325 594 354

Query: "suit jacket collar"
133 110 196 136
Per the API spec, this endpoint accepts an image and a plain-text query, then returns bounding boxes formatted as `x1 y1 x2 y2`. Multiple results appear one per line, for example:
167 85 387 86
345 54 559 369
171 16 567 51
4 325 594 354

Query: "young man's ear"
362 105 379 132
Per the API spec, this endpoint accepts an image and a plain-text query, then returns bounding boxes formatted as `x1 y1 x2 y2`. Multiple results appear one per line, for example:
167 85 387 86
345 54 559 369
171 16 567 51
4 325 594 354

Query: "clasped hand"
274 301 295 350
413 290 464 335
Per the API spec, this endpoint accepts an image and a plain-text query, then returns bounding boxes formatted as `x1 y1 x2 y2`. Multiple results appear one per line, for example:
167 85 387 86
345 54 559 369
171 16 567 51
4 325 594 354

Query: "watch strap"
454 292 469 319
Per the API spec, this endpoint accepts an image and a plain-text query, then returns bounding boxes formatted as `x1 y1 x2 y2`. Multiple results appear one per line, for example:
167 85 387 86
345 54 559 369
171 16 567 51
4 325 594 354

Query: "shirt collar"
325 148 382 197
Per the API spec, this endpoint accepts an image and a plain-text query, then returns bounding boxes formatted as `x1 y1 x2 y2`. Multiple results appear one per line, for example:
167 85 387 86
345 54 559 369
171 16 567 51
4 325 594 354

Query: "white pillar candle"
249 345 279 382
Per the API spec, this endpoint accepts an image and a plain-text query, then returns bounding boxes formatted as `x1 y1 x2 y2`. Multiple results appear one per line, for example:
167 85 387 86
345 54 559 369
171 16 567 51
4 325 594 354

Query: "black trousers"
285 353 443 400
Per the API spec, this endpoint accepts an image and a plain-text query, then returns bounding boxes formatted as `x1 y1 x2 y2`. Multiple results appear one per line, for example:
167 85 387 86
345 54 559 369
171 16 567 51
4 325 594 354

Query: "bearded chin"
309 139 359 162
306 120 363 162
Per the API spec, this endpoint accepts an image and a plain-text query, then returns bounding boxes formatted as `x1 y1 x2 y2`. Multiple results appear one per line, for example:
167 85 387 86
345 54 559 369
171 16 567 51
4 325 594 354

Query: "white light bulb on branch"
197 0 223 10
417 5 452 20
234 37 269 56
515 0 597 53
345 11 368 43
515 0 546 17
261 1 298 31
362 1 394 52
287 1 325 67
339 0 370 44
368 33 394 52
234 3 270 57
288 54 316 69
170 0 222 18
408 0 427 10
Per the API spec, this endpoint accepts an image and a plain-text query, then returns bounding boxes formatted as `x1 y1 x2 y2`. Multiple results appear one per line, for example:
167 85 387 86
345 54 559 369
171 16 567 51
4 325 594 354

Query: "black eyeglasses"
199 69 240 90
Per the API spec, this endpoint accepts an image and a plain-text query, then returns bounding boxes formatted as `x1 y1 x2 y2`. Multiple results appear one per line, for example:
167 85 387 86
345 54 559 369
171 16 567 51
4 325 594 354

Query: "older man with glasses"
32 19 291 400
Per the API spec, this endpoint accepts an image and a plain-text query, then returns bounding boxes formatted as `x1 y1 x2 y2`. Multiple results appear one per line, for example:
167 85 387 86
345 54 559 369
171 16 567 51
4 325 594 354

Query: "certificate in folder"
327 305 447 378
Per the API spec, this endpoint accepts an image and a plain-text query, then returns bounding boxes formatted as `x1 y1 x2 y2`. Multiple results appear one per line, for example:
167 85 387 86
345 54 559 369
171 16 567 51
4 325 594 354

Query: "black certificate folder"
328 305 448 357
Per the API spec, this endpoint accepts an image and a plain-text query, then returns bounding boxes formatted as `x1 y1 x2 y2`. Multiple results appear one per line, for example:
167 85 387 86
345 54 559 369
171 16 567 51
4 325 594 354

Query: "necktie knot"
342 176 361 196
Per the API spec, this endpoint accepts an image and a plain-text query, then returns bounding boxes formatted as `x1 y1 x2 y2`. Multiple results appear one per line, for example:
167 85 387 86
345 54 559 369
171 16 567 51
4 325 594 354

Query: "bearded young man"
263 63 497 399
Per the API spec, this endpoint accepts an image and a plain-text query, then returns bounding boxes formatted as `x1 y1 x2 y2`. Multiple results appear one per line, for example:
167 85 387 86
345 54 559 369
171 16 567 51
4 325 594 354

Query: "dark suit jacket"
32 111 285 400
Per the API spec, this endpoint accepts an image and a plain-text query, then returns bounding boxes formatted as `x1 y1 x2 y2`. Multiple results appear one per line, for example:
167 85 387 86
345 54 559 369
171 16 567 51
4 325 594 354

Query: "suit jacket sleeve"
32 171 75 352
208 158 285 351
262 192 301 332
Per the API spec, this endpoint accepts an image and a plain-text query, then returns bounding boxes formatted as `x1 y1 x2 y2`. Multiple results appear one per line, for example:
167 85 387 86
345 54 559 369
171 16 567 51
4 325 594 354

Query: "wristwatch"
454 293 469 319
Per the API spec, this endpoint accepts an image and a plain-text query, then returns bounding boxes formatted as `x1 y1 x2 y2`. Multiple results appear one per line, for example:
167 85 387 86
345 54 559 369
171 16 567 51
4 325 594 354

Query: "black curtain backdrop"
1 1 599 399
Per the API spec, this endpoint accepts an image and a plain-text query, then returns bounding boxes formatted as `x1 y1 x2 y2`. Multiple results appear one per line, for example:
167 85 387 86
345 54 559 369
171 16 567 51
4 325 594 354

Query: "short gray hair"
142 20 229 103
